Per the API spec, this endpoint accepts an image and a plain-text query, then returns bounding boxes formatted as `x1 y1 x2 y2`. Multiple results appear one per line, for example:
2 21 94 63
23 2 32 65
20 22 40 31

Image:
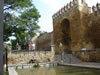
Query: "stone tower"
52 0 90 53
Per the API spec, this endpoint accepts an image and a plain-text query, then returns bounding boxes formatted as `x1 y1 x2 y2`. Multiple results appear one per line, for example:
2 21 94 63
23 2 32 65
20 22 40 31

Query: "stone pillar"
51 45 55 53
51 45 55 62
0 0 4 75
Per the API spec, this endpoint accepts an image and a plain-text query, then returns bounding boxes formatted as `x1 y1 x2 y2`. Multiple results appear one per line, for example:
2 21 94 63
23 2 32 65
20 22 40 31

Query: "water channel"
16 66 100 75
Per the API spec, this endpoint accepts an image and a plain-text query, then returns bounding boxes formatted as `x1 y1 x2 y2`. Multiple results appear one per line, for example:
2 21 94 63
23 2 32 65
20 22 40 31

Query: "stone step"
55 54 81 64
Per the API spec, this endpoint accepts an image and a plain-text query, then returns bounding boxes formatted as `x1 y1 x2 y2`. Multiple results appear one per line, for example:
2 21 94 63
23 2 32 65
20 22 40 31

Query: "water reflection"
17 66 100 75
17 67 56 75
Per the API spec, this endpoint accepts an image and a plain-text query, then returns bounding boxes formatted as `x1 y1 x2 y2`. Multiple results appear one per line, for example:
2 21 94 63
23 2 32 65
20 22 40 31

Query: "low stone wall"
73 50 100 62
8 50 55 64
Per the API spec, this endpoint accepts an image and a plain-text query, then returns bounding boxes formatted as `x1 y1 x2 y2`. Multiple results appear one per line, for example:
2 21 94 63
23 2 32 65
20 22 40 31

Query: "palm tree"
0 0 4 75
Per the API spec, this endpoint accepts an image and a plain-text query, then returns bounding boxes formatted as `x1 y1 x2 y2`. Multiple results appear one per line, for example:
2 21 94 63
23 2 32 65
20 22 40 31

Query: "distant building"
35 32 53 51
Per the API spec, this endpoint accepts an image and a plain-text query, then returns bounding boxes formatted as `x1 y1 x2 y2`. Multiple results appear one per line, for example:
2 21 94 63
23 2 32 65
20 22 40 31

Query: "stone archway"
60 19 71 52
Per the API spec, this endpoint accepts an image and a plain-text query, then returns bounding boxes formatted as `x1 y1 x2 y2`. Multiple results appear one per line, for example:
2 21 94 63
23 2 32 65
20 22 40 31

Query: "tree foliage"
4 0 41 49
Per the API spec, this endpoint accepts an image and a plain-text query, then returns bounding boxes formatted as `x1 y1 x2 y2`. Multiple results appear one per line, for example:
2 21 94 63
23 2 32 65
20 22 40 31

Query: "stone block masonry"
52 0 100 52
52 0 100 62
52 0 89 52
8 50 55 64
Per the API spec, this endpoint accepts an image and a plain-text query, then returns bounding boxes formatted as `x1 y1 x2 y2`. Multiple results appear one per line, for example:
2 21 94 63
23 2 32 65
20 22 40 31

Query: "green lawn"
4 72 8 75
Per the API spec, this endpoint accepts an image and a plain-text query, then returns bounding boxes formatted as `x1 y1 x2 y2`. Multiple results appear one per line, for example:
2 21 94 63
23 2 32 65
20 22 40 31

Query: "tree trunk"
0 0 4 75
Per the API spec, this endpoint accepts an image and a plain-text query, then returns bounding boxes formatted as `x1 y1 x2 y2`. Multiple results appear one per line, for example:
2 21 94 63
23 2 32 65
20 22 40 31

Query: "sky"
33 0 100 32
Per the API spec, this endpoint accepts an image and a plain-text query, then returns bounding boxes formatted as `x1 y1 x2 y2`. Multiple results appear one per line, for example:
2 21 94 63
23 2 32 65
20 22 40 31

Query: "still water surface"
16 66 100 75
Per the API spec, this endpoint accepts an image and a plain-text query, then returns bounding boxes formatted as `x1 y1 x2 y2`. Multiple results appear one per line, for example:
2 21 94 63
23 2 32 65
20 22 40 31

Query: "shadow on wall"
60 19 71 51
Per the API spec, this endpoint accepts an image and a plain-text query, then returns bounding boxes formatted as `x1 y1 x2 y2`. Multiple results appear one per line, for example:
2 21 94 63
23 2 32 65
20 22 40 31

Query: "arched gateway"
52 0 100 62
60 19 71 52
52 0 90 52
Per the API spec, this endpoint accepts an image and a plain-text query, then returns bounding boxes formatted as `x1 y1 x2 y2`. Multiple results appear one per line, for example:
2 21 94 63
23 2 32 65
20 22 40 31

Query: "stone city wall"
88 3 100 48
8 50 55 64
36 32 53 51
52 0 100 61
52 0 89 52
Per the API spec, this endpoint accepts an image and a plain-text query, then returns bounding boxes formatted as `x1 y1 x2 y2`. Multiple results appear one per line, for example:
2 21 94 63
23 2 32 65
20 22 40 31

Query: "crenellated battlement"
92 3 100 15
52 0 87 20
52 0 100 54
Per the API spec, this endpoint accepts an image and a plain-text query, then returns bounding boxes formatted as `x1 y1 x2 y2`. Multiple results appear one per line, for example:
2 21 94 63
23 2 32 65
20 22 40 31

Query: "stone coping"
8 62 57 68
59 63 100 69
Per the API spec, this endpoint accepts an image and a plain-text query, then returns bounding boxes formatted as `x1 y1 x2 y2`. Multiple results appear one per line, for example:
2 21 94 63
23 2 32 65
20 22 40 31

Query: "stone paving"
8 67 18 75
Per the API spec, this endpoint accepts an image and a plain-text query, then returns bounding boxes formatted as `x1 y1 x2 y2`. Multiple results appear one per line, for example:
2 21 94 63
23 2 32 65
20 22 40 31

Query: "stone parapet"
52 0 87 20
92 3 100 15
52 0 78 20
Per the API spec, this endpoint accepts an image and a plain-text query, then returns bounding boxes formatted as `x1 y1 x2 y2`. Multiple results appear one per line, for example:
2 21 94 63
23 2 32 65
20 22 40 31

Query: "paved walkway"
8 67 18 75
56 54 100 69
59 62 100 69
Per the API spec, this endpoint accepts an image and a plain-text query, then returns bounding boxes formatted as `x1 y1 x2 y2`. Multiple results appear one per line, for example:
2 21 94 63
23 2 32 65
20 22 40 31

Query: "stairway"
55 54 81 64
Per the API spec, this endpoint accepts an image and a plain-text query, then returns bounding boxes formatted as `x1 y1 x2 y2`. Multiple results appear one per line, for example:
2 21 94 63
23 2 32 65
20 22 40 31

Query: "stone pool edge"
59 63 100 70
8 67 18 75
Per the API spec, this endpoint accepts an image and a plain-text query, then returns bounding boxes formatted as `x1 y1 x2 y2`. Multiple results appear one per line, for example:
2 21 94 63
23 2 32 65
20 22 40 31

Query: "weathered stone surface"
53 0 90 52
8 50 55 64
52 0 100 52
52 1 100 61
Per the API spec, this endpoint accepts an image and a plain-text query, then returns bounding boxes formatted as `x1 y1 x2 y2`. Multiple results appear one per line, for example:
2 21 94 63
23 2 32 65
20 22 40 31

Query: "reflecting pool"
16 66 100 75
